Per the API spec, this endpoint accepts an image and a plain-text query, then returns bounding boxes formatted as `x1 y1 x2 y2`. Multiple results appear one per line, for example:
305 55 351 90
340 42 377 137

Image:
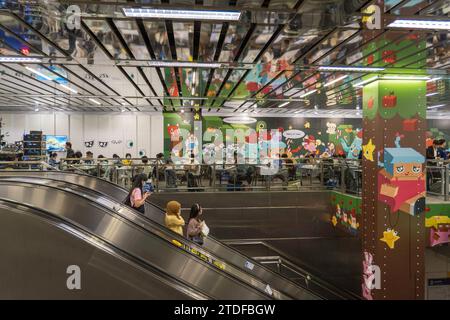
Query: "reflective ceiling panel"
114 19 151 60
0 0 447 114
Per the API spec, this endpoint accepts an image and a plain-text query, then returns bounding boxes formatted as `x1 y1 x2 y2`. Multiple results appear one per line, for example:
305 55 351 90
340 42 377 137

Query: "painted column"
360 1 427 300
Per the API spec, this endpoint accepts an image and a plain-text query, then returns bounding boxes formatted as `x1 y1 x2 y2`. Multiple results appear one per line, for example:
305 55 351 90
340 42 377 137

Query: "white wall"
0 112 164 158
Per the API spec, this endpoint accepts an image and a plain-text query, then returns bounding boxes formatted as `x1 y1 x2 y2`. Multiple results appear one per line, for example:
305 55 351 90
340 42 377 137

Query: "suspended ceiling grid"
0 0 448 116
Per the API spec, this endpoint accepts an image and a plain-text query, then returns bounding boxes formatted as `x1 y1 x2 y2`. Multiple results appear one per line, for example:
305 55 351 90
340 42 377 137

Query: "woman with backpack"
124 173 151 214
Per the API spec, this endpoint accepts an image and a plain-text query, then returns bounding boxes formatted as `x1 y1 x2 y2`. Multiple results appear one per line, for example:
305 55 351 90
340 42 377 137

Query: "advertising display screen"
45 135 67 152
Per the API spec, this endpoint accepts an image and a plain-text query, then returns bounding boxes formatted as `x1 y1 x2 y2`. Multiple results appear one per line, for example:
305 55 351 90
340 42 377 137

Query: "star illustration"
380 229 400 249
194 113 201 120
331 216 338 227
304 121 311 129
362 139 376 162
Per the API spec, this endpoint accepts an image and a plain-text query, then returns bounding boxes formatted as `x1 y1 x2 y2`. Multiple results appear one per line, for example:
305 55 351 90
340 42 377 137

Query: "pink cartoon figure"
377 134 426 216
302 135 316 153
362 251 377 300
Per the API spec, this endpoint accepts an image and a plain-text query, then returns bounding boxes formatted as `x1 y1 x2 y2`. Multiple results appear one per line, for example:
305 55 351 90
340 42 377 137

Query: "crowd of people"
124 171 207 245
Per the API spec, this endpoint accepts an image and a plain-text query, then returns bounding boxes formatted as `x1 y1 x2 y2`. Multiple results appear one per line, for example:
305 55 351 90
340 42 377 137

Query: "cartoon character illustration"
326 122 337 134
335 204 342 219
378 134 426 216
167 124 180 142
362 139 376 162
302 135 316 153
350 214 358 230
429 227 450 247
380 228 400 249
362 251 376 300
185 134 199 156
327 142 336 155
341 130 363 159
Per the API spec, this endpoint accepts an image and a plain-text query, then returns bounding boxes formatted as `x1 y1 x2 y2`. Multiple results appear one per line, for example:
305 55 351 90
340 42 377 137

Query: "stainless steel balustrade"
0 181 289 300
0 171 357 299
1 158 448 200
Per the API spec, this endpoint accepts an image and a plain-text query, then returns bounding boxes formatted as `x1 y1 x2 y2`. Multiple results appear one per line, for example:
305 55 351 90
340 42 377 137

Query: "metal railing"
0 157 448 201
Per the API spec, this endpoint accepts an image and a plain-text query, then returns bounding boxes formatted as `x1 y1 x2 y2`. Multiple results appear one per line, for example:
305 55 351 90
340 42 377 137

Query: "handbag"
201 222 210 238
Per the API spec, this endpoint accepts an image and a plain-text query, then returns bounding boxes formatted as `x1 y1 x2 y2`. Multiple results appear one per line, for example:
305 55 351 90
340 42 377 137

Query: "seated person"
48 152 59 168
139 156 153 177
84 151 94 164
122 153 133 166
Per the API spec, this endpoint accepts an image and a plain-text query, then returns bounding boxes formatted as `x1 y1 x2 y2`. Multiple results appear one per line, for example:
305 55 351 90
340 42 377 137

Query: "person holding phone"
187 203 208 245
124 173 151 214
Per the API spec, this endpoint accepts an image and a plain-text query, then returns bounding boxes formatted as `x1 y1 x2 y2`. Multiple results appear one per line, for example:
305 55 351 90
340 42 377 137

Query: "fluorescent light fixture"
324 75 348 87
147 61 222 68
121 109 126 113
89 98 101 105
381 75 430 81
0 56 42 63
318 66 385 72
426 77 442 83
427 104 446 110
180 109 185 113
299 89 317 98
353 76 379 87
34 108 39 112
122 8 242 21
294 110 302 114
25 66 52 81
59 84 77 94
388 19 450 30
278 101 290 108
426 92 438 97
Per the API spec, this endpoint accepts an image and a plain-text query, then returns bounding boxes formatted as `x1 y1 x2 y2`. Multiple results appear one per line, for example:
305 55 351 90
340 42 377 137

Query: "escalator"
0 200 208 299
0 171 357 299
0 181 293 300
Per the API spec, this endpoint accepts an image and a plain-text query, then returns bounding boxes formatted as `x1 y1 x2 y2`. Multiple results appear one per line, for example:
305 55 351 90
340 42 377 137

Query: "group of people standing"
125 172 208 245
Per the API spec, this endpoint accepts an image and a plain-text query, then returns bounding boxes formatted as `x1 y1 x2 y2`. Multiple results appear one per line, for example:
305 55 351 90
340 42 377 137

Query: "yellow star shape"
194 113 200 120
331 216 338 227
362 139 376 162
380 229 400 249
304 122 311 129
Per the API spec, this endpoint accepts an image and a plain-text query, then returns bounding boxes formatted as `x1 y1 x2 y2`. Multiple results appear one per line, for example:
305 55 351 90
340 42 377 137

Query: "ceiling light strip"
318 66 385 72
25 66 52 81
147 61 222 68
324 75 348 87
89 98 101 105
59 84 78 94
299 89 317 98
427 104 446 110
0 56 42 63
388 19 450 30
122 8 242 21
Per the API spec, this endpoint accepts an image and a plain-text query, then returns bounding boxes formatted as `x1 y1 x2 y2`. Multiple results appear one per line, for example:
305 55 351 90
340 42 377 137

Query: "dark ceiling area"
0 0 448 117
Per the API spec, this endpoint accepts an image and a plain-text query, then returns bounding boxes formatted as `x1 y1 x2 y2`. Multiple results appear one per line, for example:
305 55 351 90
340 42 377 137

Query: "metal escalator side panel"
0 172 321 300
0 183 271 300
0 200 207 300
0 178 290 299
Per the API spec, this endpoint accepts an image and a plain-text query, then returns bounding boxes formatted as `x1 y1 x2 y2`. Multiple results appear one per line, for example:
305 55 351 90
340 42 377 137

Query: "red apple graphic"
367 97 374 109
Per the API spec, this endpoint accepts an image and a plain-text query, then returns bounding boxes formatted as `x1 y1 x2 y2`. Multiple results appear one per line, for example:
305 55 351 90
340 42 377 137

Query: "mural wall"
164 114 363 160
163 114 450 161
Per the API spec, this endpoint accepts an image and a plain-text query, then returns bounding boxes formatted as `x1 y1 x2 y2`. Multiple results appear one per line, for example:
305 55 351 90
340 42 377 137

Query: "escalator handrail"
0 198 211 300
0 171 346 299
0 180 281 300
